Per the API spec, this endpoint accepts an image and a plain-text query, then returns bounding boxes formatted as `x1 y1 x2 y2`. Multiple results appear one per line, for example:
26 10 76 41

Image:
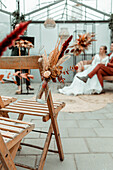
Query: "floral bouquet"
70 32 96 56
36 35 78 101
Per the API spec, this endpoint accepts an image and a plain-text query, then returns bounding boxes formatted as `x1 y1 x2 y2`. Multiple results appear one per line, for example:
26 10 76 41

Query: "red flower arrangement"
70 32 96 56
38 35 73 85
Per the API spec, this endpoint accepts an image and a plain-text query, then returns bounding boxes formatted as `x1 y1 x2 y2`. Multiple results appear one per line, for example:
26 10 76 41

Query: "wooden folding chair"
0 84 65 170
0 55 65 169
0 117 34 170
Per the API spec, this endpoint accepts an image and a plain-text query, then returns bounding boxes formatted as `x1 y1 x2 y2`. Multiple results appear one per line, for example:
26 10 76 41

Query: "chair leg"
38 123 53 170
17 113 24 120
17 113 24 151
38 113 64 170
47 90 64 161
0 134 16 170
10 140 21 160
51 116 64 161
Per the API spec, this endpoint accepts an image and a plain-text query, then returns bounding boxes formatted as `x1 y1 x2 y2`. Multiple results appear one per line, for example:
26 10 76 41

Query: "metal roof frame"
0 8 11 15
0 0 110 22
70 0 110 17
68 4 102 19
31 20 109 24
24 0 64 16
27 0 110 21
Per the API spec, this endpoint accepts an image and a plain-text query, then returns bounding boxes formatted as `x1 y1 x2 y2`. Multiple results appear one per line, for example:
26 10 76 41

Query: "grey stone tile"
15 155 36 170
61 138 89 153
75 154 113 170
58 112 65 120
86 138 113 152
19 138 55 155
58 120 78 128
105 103 113 112
31 119 50 128
8 112 19 120
64 113 86 120
104 113 113 119
99 120 113 128
59 128 69 138
91 107 108 114
43 154 77 170
94 128 113 137
40 127 69 139
24 128 40 138
84 112 107 119
111 153 113 159
68 128 97 137
38 127 54 139
77 120 102 128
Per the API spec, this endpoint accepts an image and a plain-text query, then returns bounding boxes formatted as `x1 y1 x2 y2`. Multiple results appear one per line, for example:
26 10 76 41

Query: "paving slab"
31 119 50 128
14 155 36 170
99 120 113 128
58 120 78 128
77 120 102 128
61 138 89 153
86 138 113 152
104 112 113 119
94 128 113 137
68 128 97 137
84 112 107 119
19 138 55 155
43 154 77 170
75 154 113 170
64 112 86 120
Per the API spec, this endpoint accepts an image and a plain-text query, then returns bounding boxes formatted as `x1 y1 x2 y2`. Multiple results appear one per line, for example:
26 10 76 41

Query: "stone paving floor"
1 81 113 170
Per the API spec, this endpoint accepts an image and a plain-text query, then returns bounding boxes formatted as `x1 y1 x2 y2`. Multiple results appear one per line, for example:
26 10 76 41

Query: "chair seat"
0 99 65 122
0 117 34 150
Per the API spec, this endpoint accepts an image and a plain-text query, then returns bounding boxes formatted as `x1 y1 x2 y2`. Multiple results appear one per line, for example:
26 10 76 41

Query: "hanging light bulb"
59 28 69 44
44 18 56 29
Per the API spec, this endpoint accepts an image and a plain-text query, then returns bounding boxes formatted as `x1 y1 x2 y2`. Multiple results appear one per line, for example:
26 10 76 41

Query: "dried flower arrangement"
38 35 73 84
15 39 34 49
70 32 96 56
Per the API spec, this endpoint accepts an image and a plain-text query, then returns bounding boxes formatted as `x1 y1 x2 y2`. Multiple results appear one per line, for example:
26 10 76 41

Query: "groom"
77 43 113 88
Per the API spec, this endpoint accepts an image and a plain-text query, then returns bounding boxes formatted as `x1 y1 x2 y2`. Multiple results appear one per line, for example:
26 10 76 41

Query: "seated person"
59 46 109 96
76 57 94 72
77 42 113 87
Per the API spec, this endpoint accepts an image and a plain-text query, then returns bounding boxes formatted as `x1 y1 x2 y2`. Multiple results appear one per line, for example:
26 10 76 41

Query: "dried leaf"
0 74 4 81
66 71 69 75
0 21 31 57
28 75 34 79
56 55 71 67
7 72 11 79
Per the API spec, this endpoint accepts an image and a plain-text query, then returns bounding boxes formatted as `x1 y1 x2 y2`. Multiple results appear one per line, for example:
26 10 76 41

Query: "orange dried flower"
70 32 96 56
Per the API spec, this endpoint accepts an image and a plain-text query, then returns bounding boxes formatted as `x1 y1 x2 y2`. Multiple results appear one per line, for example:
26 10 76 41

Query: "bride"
58 46 109 95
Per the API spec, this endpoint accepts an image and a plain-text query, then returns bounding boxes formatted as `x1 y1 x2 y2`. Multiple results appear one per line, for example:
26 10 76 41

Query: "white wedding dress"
59 54 109 95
